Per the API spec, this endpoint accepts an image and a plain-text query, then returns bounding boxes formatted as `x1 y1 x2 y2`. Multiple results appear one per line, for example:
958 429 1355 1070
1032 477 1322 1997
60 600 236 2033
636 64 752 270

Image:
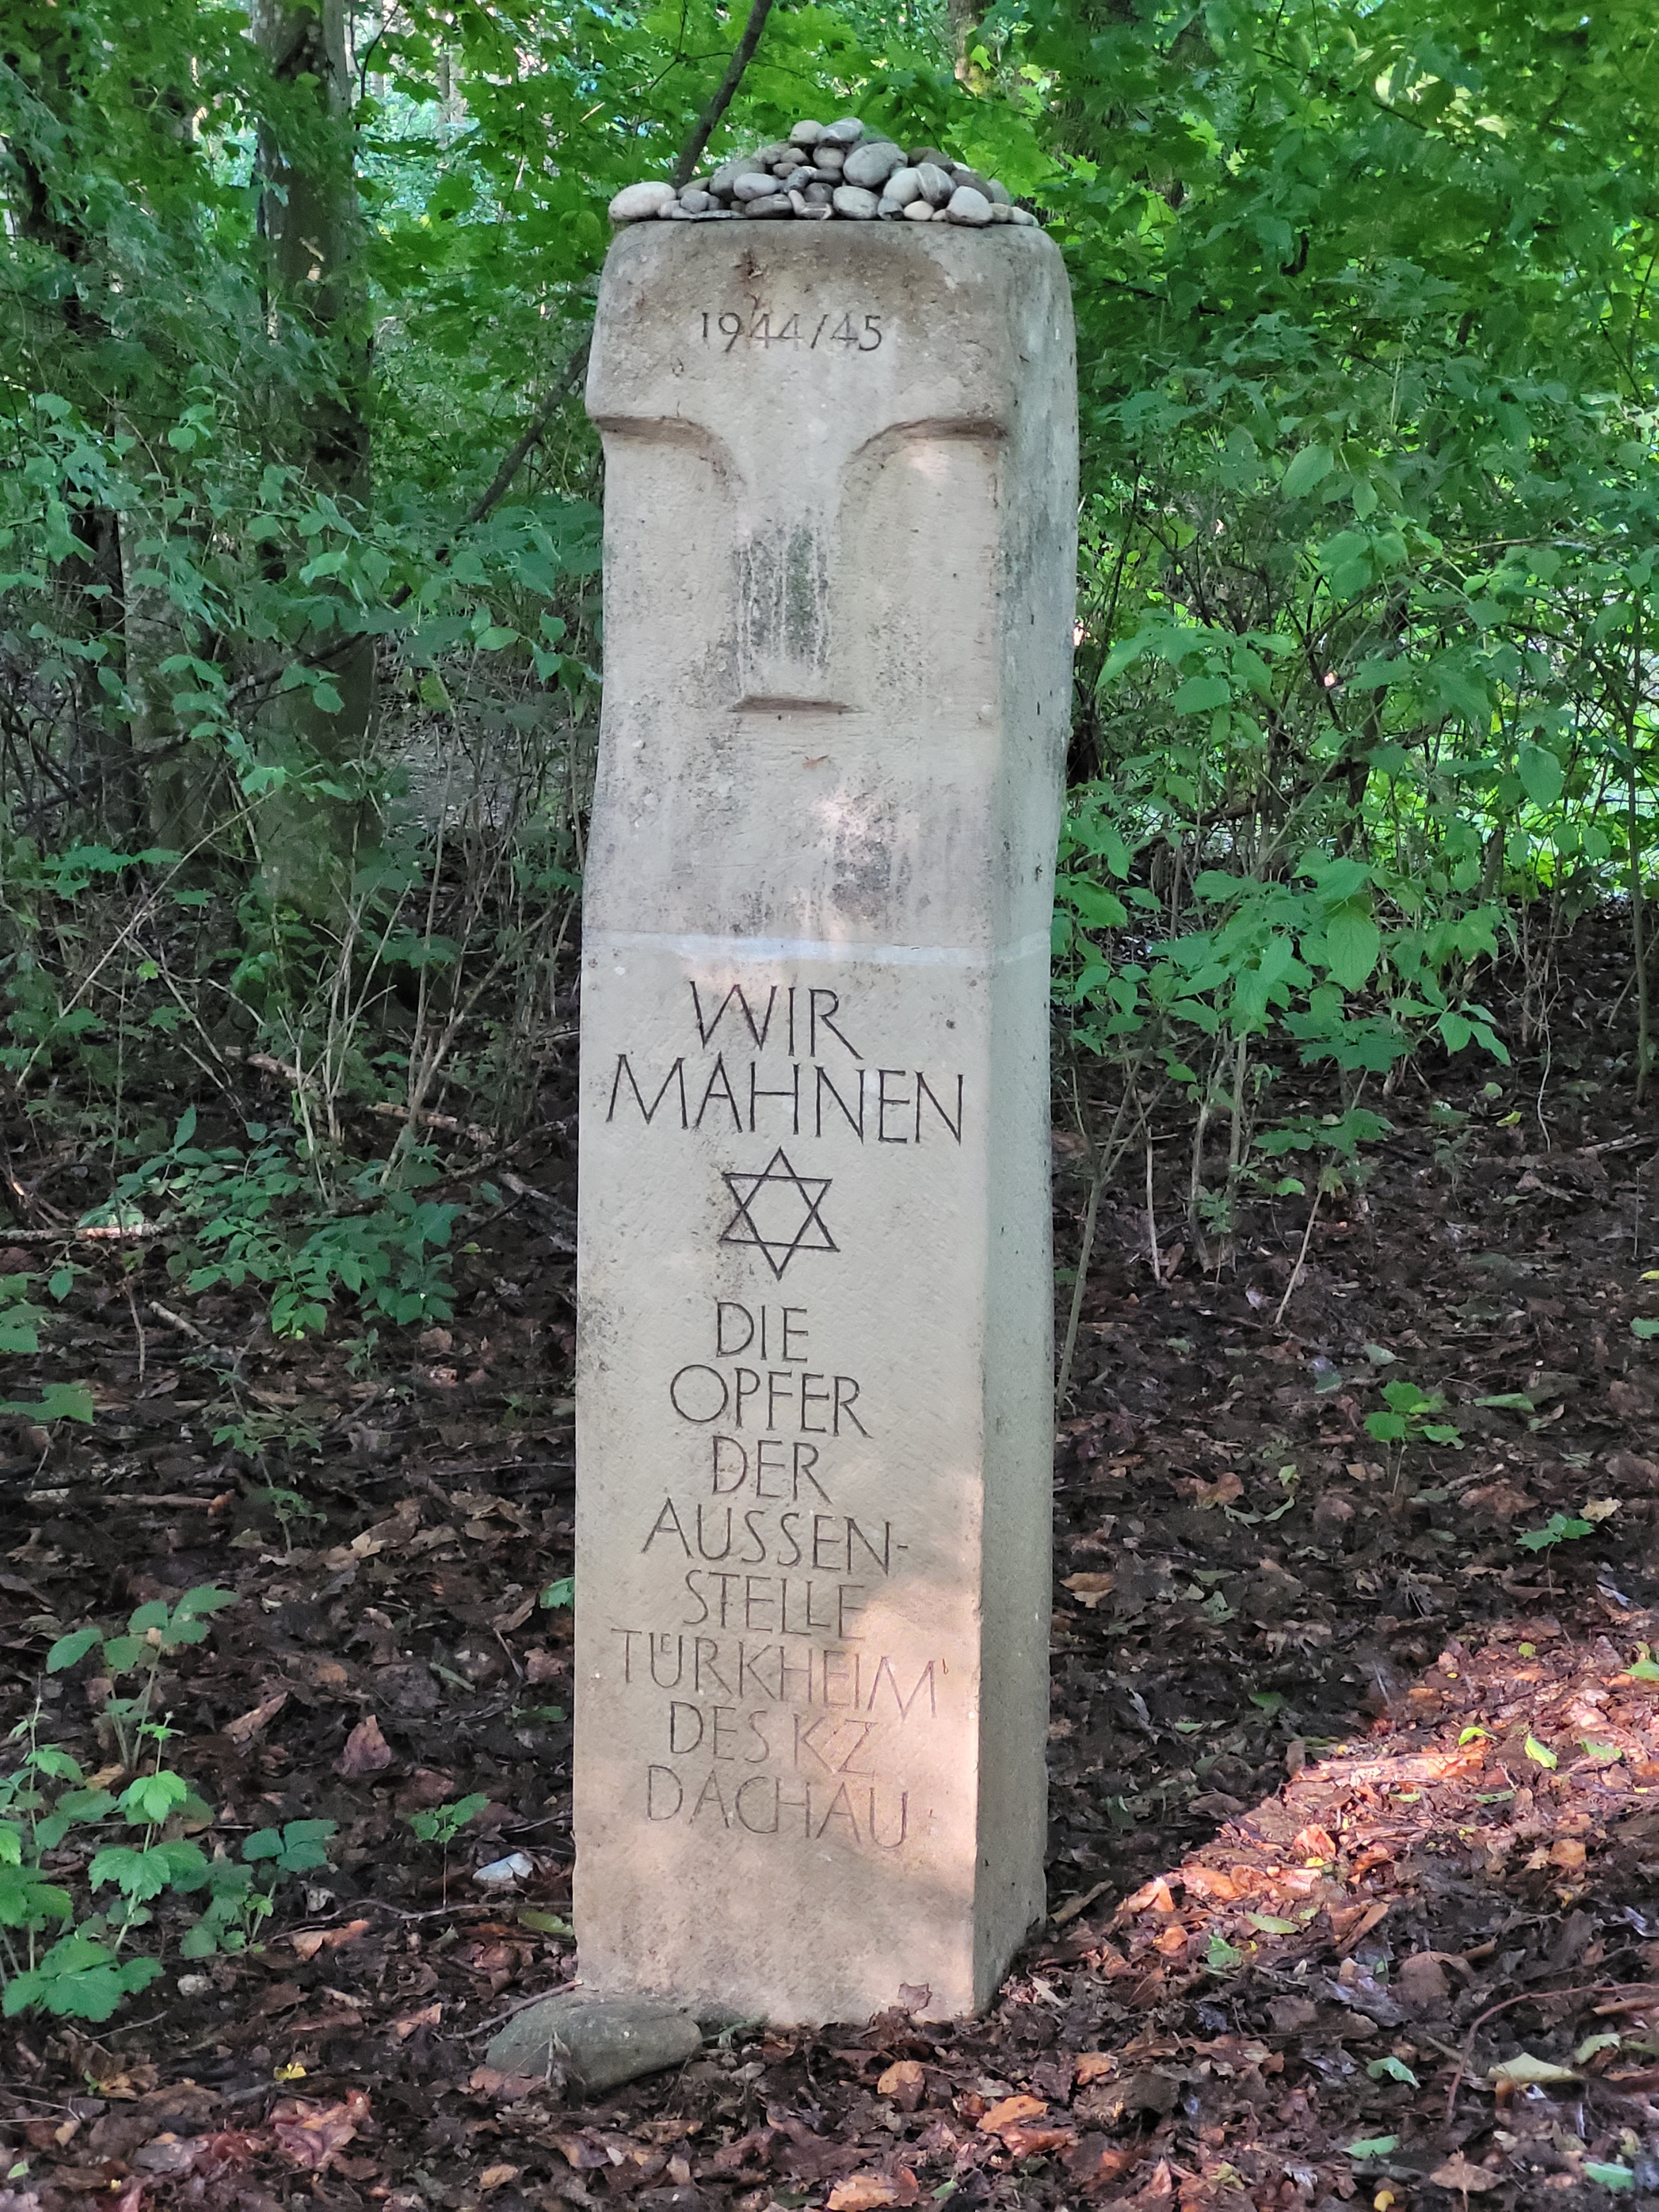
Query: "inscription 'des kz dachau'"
605 979 961 1857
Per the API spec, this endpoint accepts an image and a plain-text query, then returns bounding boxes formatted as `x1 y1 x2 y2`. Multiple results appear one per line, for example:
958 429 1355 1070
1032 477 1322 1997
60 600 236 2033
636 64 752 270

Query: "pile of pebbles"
608 115 1039 229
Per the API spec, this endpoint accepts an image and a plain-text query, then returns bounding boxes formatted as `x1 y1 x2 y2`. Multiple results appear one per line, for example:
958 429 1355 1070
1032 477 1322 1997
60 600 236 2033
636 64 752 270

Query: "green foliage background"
1 0 1656 1331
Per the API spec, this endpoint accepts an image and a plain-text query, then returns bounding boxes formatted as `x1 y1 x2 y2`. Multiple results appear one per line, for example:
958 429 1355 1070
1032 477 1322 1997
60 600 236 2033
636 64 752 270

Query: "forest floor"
2 914 1657 2212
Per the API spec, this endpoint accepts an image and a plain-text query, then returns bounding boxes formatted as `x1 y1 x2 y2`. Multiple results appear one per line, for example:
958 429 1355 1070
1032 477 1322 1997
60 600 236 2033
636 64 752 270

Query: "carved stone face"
584 225 1073 946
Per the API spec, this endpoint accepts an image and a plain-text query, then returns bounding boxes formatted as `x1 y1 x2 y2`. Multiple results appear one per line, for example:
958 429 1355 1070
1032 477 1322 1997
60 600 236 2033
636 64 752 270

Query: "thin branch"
461 336 593 532
672 0 777 187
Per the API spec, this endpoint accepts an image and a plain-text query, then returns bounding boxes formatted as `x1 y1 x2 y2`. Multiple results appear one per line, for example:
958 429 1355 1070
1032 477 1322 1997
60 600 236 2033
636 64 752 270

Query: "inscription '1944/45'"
701 311 882 352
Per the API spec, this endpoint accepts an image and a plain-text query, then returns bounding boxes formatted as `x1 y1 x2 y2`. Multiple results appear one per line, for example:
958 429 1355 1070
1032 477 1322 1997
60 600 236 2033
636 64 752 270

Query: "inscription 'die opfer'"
701 310 883 353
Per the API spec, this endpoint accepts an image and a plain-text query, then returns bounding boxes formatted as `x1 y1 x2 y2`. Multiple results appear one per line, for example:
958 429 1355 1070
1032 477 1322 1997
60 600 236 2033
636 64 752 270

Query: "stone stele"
574 220 1077 2024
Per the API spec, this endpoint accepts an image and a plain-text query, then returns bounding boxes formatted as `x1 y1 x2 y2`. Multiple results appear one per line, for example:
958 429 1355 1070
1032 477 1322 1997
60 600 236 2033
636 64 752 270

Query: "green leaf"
2 1934 162 2022
1523 1735 1558 1770
0 1384 94 1425
1633 1318 1659 1340
1204 1931 1244 1972
1322 906 1380 990
119 1770 190 1825
1344 2137 1398 2161
1171 674 1230 713
1516 744 1565 807
540 1577 574 1609
46 1628 101 1673
1366 2056 1418 2085
1282 444 1334 498
518 1908 574 1936
174 1585 238 1623
1585 2164 1635 2192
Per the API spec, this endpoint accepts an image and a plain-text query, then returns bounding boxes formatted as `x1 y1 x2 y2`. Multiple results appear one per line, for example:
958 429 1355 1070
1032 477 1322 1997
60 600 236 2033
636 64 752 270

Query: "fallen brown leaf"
1062 1572 1116 1608
827 2171 919 2210
338 1714 394 1775
224 1689 289 1744
478 2164 521 2190
1429 2153 1499 2192
392 2001 443 2039
270 2090 370 2171
1001 2124 1077 2157
1397 1951 1451 2016
876 2059 926 2112
978 2095 1047 2139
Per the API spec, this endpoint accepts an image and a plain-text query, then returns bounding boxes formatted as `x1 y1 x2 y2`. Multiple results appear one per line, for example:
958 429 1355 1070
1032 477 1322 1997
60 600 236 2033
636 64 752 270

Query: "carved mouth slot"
732 695 854 715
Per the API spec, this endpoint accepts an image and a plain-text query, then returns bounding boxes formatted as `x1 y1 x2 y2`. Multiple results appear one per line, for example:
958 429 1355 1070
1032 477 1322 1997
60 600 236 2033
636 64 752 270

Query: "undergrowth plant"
48 1584 238 1767
2 1586 336 2019
85 1107 458 1338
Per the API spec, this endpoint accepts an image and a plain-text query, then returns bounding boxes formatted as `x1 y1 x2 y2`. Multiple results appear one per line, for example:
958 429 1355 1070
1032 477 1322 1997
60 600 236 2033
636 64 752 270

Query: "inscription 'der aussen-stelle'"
604 977 962 1856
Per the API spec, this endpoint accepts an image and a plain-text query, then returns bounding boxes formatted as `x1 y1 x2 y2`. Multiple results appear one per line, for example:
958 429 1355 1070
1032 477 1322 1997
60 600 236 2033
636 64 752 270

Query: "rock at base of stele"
486 1990 704 2092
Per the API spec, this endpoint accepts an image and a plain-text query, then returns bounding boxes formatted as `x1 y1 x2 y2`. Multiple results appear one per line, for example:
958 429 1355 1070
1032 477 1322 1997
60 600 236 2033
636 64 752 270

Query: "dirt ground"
2 915 1657 2212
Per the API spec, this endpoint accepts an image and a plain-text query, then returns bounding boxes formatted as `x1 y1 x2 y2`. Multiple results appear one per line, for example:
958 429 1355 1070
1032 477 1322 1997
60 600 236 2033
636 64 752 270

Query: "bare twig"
672 0 778 185
126 1286 146 1385
1273 1180 1324 1329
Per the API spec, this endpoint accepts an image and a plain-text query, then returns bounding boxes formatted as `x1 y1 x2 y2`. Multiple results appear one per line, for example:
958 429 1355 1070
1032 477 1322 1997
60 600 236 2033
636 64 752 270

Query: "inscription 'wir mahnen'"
606 981 964 1146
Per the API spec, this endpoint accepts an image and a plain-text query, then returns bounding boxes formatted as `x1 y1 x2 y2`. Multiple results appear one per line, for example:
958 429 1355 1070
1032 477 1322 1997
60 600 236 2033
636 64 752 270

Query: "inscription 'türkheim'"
606 981 966 1146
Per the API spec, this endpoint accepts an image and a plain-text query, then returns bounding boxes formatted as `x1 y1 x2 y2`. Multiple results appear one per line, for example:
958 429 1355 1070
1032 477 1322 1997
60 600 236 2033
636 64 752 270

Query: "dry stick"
672 0 778 185
1144 1124 1162 1286
1055 1084 1137 1412
126 1285 146 1386
1272 1178 1324 1330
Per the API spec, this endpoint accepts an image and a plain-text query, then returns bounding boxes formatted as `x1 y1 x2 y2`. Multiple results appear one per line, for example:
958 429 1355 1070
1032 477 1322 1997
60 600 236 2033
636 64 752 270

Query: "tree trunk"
250 0 376 916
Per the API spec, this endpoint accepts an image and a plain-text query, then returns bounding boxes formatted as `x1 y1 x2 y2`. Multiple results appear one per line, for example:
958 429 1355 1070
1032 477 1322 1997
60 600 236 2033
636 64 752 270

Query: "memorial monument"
571 140 1077 2026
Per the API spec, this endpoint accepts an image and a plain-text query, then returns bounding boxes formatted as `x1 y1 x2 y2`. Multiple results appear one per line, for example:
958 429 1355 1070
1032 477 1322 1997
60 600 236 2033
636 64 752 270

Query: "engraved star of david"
718 1148 838 1279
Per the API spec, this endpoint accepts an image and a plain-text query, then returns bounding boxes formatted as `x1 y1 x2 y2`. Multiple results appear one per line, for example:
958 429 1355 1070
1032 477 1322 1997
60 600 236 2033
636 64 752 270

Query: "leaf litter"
1 920 1658 2208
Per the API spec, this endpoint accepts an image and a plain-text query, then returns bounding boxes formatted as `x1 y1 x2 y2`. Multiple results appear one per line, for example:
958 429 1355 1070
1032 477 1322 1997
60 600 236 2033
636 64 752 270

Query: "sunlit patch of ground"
1040 1604 1659 2206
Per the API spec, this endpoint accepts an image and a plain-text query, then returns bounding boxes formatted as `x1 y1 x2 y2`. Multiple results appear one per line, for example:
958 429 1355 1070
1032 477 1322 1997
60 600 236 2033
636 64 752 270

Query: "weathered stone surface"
486 1993 702 2091
842 139 905 191
742 194 793 219
609 181 676 223
791 119 826 146
945 186 992 227
578 223 1076 2024
820 115 866 145
914 161 953 206
884 166 922 207
733 171 781 201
